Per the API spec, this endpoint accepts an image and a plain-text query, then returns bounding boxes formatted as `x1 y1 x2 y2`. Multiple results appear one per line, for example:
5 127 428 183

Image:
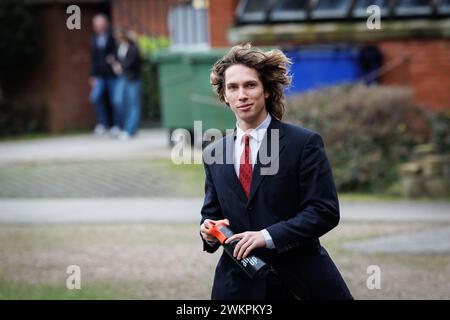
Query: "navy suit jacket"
90 33 116 78
200 118 352 300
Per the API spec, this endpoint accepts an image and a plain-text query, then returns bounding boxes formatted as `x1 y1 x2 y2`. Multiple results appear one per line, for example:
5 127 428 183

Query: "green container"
151 50 236 137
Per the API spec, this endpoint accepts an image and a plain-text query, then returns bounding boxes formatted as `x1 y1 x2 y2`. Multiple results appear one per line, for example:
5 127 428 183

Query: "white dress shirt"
234 113 275 249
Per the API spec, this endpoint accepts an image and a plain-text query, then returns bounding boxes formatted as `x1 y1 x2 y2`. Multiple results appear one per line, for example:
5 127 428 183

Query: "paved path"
0 198 449 224
0 129 172 163
338 201 450 222
0 198 202 224
344 226 450 254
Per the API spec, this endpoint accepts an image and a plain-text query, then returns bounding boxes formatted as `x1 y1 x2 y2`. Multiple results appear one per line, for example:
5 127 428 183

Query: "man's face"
224 64 269 130
93 16 108 34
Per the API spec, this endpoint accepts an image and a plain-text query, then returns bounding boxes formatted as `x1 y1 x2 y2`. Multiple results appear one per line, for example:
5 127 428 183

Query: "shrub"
0 0 41 137
0 97 47 136
428 109 450 154
0 0 39 86
137 36 170 124
285 84 431 192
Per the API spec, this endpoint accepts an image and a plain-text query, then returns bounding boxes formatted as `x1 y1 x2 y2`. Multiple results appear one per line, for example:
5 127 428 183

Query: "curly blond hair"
210 43 292 120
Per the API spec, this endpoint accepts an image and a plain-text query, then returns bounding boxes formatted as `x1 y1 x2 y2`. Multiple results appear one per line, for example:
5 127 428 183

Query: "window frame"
352 0 391 18
269 0 310 22
437 0 450 15
310 0 354 20
235 0 273 23
394 0 434 17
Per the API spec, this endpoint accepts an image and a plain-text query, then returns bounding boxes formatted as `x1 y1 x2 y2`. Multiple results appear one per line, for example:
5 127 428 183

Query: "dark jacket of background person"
201 118 353 300
90 33 117 78
117 41 141 81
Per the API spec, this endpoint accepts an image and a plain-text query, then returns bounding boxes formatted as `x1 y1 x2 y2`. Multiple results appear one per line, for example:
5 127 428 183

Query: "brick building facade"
13 0 110 133
12 0 450 133
378 40 450 111
226 2 450 112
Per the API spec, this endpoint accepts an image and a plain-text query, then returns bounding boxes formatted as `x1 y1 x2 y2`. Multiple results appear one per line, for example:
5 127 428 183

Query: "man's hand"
112 62 122 75
200 218 229 243
225 231 266 260
105 54 116 65
89 77 96 87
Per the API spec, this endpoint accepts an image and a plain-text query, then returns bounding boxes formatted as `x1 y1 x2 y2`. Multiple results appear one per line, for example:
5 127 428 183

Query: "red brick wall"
378 40 450 111
112 0 178 37
112 0 239 47
209 0 239 48
10 4 97 133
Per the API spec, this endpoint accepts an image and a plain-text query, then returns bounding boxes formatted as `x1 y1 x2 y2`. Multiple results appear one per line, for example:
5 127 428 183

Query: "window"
235 0 272 23
438 0 450 15
352 0 390 18
270 0 309 21
310 0 353 19
168 4 209 50
394 0 433 16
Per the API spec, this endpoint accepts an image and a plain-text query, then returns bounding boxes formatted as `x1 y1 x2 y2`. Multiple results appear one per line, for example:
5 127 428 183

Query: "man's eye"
247 83 256 88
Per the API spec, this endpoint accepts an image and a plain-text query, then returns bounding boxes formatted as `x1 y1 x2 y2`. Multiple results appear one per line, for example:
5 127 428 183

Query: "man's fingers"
237 238 253 260
233 234 249 258
200 223 209 234
233 239 243 258
201 230 215 242
225 232 242 244
203 219 216 229
201 220 217 242
242 242 256 259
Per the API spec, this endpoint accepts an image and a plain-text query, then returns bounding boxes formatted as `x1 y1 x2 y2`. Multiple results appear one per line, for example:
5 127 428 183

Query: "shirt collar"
236 113 272 144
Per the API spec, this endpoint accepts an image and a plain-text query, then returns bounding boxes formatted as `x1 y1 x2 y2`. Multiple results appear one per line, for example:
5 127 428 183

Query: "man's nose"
238 88 248 101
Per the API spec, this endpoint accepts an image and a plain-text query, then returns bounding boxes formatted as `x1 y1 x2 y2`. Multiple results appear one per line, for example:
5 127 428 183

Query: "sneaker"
109 126 121 138
119 131 130 141
93 124 106 136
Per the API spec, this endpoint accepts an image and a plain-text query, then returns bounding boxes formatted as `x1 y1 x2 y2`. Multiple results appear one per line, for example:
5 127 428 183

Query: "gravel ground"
0 221 449 300
1 132 449 300
0 160 204 198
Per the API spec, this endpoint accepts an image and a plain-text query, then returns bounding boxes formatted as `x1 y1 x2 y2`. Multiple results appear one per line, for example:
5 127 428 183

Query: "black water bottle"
210 223 270 280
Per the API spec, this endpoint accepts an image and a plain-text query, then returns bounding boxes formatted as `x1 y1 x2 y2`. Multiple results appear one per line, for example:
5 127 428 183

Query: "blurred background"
0 0 449 299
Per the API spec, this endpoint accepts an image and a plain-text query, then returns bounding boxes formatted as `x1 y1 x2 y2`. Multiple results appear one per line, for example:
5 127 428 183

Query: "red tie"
239 134 252 198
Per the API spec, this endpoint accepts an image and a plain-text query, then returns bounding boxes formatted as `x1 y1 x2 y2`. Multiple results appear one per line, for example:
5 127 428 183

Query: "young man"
200 44 352 300
89 14 119 136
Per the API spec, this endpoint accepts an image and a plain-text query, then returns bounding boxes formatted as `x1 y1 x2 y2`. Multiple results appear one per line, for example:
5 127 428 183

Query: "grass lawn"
0 221 449 300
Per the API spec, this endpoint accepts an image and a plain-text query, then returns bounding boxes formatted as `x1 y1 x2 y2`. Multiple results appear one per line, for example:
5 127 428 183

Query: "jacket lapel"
222 130 248 204
248 118 286 205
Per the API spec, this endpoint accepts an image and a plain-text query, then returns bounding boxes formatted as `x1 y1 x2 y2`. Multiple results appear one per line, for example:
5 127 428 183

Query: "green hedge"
285 84 432 192
0 0 41 137
429 109 450 154
137 36 170 124
0 98 48 136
